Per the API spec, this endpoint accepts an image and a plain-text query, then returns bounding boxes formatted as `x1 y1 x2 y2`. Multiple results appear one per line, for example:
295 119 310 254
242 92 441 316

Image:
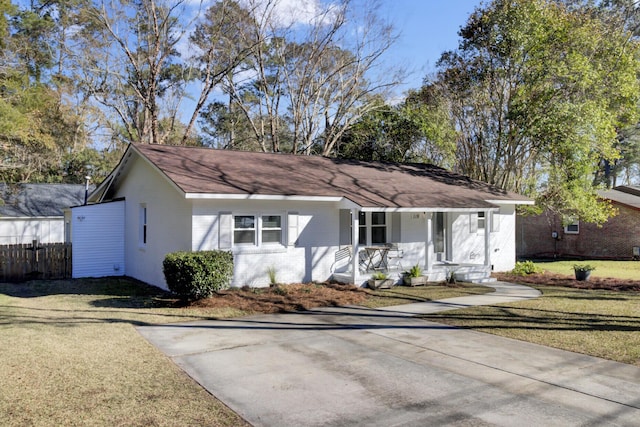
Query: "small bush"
511 261 543 276
404 264 422 278
573 263 596 272
163 250 233 299
371 272 388 280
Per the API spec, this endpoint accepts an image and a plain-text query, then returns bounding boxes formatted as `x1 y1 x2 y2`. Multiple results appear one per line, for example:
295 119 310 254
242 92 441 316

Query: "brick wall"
516 202 640 259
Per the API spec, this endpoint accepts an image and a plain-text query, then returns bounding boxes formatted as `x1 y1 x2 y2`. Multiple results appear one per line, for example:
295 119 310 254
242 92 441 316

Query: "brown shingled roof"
133 144 531 209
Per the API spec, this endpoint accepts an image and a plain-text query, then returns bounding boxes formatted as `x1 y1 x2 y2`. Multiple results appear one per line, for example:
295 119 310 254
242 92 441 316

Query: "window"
234 215 256 244
434 212 444 253
371 212 387 244
139 204 147 247
233 214 283 246
477 211 486 231
358 212 367 245
564 221 579 234
261 215 282 243
356 211 387 246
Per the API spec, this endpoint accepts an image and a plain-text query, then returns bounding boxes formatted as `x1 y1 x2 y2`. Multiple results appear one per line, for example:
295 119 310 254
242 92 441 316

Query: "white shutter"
469 212 478 234
287 212 298 246
491 211 500 232
219 212 233 249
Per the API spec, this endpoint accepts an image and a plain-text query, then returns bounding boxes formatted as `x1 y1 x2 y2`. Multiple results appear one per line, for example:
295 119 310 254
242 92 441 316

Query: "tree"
336 91 456 165
423 0 640 224
0 0 89 183
200 0 403 155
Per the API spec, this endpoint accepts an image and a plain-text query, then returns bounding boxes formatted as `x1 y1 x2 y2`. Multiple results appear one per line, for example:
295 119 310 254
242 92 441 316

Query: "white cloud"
243 0 339 28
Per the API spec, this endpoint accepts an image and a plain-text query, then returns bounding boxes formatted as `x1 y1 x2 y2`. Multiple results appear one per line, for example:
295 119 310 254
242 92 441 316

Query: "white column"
351 208 360 284
484 209 492 268
425 212 433 272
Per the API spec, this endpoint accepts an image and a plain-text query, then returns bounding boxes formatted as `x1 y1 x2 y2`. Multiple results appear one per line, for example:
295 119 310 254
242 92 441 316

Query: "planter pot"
574 269 592 281
368 278 394 289
403 276 427 287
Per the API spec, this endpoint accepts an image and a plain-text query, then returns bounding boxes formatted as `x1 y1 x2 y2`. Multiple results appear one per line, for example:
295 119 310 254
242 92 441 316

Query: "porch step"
471 277 497 284
454 271 492 282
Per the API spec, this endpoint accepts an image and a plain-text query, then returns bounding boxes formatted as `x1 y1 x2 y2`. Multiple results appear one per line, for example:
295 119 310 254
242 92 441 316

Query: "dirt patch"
190 282 368 314
495 272 640 292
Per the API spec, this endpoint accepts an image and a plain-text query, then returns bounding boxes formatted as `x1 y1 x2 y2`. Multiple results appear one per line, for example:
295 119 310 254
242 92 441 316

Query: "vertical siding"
72 201 125 278
0 218 65 244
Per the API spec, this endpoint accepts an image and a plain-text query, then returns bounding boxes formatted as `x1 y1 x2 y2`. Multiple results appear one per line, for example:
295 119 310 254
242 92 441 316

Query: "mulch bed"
189 282 368 313
494 272 640 292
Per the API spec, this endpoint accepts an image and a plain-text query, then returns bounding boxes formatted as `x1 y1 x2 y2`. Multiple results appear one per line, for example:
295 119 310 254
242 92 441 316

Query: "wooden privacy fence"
0 241 72 282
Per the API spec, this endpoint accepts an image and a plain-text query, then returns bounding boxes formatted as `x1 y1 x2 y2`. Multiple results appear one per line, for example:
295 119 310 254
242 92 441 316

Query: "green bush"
511 260 543 276
162 250 233 299
371 271 388 280
403 264 422 278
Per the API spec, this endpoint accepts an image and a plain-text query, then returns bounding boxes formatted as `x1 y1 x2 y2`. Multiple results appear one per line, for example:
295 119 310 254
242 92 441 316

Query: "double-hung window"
234 215 256 244
233 214 283 246
357 211 388 246
477 211 486 231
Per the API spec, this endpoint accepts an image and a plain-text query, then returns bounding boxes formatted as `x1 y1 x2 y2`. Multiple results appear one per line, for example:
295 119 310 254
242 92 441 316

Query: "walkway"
137 282 640 427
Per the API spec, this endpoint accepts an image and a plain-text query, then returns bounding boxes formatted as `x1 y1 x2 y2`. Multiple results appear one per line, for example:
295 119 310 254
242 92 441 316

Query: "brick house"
516 186 640 260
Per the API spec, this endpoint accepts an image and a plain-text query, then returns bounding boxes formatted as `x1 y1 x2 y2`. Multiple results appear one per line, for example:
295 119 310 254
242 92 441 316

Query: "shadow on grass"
0 277 171 299
423 304 640 332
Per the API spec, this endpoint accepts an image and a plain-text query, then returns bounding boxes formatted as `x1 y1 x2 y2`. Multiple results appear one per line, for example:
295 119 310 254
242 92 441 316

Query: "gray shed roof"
98 144 532 209
0 184 88 217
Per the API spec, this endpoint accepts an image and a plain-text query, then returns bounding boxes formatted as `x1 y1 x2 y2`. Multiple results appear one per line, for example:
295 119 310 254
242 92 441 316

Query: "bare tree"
206 0 403 155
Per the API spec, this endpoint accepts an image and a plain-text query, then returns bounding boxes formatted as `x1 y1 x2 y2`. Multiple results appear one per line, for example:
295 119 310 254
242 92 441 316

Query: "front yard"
2 266 639 425
0 278 486 427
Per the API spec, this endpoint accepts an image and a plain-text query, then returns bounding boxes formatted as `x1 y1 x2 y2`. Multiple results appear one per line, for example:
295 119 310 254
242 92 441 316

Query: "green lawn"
424 285 640 366
533 260 640 280
0 278 486 427
0 278 249 427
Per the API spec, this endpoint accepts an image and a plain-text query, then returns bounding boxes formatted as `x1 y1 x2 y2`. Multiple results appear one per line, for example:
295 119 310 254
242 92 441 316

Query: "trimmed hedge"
162 250 234 299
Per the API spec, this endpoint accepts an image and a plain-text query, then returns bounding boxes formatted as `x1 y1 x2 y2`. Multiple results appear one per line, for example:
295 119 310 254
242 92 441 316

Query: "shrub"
403 264 422 278
163 250 233 299
573 263 596 272
511 261 543 276
267 266 278 286
371 271 388 280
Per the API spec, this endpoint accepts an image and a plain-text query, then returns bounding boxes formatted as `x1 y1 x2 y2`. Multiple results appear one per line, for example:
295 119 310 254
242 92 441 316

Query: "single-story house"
0 183 88 244
516 185 640 260
72 144 532 288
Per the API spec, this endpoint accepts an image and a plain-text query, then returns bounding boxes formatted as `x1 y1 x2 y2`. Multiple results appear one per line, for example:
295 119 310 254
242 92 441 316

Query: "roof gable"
100 144 532 209
0 184 87 217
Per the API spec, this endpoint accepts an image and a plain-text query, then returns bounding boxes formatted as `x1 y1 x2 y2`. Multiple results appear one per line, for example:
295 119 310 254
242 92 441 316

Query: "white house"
0 184 87 244
72 144 532 289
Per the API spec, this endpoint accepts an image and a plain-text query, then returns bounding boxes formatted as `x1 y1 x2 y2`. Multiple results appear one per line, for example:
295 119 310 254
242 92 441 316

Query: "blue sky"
379 0 482 93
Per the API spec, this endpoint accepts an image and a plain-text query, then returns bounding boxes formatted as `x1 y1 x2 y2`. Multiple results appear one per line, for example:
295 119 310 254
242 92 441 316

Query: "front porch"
331 244 493 287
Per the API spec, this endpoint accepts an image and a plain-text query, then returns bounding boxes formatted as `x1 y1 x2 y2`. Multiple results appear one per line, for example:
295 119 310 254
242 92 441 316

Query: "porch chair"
385 243 404 271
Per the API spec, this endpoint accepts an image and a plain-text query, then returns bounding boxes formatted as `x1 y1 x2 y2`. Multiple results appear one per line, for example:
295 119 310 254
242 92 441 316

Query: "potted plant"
573 263 595 281
368 272 394 289
403 264 427 286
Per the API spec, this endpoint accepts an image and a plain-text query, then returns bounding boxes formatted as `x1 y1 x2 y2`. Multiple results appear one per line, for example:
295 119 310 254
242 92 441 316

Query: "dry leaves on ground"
190 282 368 313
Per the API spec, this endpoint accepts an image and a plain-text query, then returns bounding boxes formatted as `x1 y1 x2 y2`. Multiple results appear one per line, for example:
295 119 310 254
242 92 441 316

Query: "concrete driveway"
137 282 640 426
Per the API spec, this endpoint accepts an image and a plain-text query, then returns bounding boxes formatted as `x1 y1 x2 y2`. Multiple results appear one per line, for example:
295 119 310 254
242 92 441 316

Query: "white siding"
72 201 125 278
191 200 339 287
0 217 65 244
112 156 192 290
